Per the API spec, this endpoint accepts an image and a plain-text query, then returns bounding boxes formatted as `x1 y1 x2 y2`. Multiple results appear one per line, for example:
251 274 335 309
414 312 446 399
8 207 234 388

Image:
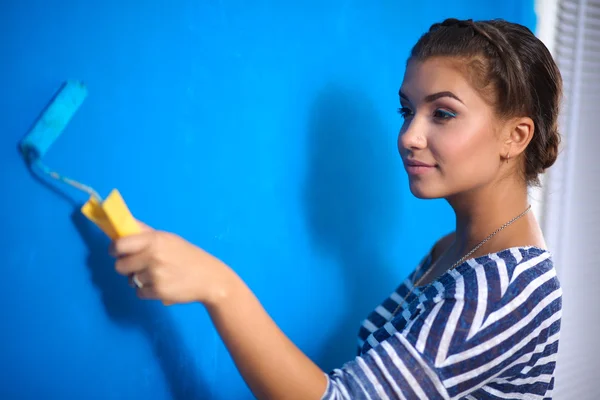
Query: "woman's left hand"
110 222 235 306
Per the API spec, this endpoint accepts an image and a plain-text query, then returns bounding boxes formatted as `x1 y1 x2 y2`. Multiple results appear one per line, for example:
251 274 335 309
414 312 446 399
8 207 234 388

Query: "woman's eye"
397 107 413 119
433 109 457 120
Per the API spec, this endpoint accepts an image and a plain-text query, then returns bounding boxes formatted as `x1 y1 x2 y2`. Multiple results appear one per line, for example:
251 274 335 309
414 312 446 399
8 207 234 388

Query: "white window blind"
536 0 600 398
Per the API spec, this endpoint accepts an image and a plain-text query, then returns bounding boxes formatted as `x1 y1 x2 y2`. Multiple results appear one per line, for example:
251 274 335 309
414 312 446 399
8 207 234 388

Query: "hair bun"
541 130 560 170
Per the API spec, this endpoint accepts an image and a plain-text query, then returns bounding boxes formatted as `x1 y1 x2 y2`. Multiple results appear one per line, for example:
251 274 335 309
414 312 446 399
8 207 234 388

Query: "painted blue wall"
1 1 535 399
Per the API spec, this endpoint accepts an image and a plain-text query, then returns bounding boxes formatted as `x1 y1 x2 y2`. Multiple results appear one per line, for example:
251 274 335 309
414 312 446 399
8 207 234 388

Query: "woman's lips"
405 159 437 175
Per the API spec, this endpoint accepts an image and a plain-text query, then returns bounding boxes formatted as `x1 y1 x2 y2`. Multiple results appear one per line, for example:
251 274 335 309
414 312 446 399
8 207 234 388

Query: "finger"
127 272 149 288
115 253 152 276
136 285 160 300
130 269 152 288
110 231 156 257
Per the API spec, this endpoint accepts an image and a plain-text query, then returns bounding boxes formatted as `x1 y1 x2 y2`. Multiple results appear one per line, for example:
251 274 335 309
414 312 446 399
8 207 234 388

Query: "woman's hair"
410 18 562 186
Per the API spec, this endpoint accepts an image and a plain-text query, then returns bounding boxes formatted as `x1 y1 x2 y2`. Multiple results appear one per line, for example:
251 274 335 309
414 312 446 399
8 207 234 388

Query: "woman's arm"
207 274 328 400
111 226 328 400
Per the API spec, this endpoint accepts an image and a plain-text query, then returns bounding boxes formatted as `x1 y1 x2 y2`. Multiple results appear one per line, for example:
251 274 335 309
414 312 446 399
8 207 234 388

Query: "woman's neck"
446 178 533 259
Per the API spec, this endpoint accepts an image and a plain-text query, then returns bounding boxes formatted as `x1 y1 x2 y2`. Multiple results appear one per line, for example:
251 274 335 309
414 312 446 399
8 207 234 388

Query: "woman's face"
397 57 505 199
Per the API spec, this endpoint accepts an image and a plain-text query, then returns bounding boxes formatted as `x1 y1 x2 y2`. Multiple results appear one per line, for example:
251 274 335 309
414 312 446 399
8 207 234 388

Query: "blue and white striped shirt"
322 246 562 399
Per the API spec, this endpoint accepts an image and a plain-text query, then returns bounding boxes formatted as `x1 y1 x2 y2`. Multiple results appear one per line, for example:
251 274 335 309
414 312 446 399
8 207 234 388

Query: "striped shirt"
322 246 562 399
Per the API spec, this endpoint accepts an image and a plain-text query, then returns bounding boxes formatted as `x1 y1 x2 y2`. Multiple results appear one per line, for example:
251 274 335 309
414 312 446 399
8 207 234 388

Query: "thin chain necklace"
391 204 531 317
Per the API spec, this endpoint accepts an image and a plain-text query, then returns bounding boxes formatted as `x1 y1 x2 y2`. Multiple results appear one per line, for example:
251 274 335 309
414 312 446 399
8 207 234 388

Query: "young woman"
111 18 563 399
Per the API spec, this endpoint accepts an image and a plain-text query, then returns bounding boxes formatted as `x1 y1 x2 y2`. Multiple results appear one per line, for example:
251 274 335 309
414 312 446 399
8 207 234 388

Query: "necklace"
390 204 531 317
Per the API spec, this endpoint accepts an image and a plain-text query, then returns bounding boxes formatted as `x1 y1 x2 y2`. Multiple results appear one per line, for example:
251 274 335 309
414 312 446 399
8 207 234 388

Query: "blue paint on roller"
19 80 88 163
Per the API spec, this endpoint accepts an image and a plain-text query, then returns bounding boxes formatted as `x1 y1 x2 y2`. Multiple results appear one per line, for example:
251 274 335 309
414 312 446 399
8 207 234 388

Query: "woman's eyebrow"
399 90 464 104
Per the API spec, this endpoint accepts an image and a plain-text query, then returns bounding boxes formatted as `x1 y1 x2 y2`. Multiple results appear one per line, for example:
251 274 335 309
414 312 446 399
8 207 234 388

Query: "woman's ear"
502 117 535 161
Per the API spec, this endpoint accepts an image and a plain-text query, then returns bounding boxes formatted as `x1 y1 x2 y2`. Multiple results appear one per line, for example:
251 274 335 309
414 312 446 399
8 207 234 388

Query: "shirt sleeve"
321 258 562 400
322 330 450 399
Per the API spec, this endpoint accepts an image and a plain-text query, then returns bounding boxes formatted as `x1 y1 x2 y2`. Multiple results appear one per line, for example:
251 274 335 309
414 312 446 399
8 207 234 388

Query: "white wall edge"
529 0 560 230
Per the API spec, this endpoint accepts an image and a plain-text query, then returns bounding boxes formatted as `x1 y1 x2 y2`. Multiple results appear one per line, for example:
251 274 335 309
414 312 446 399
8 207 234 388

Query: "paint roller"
19 80 141 240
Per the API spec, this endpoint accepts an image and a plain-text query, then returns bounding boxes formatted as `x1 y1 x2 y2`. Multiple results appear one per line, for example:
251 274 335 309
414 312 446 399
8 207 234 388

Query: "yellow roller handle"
81 189 141 239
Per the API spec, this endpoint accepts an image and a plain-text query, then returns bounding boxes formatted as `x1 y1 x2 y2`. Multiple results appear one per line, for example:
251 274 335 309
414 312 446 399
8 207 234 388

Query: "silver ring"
132 274 143 289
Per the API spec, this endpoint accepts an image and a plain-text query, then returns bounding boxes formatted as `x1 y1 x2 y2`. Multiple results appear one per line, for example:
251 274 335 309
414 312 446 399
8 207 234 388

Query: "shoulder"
485 246 556 280
455 247 561 306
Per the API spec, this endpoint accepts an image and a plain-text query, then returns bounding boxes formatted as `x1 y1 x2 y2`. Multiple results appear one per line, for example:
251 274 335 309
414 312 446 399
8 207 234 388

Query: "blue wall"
1 1 534 399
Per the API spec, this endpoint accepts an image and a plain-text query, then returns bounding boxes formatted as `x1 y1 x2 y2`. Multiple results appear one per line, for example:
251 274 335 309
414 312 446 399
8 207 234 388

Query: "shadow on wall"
304 83 400 372
71 210 212 400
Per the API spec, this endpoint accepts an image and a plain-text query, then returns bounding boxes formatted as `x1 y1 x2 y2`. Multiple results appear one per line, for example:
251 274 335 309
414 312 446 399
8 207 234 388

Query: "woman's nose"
398 117 427 152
